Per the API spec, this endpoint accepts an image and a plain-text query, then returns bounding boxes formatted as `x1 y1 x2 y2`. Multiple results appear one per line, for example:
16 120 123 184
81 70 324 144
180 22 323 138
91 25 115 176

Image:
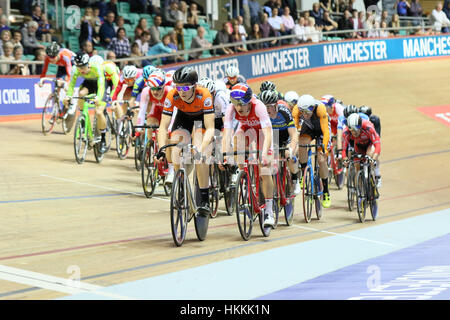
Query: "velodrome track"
1 57 450 301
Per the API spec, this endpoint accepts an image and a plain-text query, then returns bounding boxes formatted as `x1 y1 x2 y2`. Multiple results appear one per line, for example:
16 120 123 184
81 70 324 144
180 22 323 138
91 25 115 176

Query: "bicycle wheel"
283 166 295 226
116 119 132 160
134 136 143 171
170 169 188 247
93 117 105 163
103 112 113 153
41 95 58 135
73 115 88 164
314 173 323 220
335 158 345 190
223 167 235 216
272 174 280 229
235 170 253 241
347 164 356 211
141 140 157 198
302 166 313 223
162 159 172 196
209 164 220 218
356 171 367 223
369 174 378 221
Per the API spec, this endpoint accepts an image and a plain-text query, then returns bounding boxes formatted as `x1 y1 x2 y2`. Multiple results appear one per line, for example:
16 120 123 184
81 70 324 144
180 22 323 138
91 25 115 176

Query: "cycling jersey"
214 89 230 119
341 119 381 158
163 87 214 117
328 102 344 135
103 61 120 93
270 102 295 145
40 48 75 81
111 68 143 101
299 103 331 153
131 75 147 98
138 85 172 126
223 75 246 89
66 62 105 102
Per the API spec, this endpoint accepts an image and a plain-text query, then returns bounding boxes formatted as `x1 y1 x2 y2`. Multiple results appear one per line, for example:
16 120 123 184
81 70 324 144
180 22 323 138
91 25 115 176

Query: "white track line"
292 225 399 247
0 265 134 299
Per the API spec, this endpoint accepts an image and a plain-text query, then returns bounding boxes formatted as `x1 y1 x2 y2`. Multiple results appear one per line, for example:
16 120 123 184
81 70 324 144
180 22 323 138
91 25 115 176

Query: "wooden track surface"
1 58 450 300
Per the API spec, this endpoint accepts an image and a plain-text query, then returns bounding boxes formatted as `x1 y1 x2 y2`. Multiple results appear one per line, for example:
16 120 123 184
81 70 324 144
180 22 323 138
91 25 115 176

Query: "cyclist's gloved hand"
156 150 166 160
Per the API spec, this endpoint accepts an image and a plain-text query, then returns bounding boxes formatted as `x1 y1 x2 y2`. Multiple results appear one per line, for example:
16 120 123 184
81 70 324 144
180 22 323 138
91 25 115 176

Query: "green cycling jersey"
66 62 106 104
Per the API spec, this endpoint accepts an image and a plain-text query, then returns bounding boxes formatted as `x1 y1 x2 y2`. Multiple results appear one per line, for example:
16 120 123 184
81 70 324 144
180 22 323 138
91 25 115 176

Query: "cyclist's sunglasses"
301 105 315 114
230 97 249 106
150 86 164 91
175 85 195 92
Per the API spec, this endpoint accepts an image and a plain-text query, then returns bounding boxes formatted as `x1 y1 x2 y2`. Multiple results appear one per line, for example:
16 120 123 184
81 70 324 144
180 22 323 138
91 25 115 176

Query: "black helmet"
259 90 279 105
74 52 90 66
343 104 358 118
359 105 372 116
260 80 276 92
46 42 61 58
172 66 198 85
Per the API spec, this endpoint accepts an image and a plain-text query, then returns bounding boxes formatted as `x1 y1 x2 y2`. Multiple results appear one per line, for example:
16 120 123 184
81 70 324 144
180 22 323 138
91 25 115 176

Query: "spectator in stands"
107 27 131 58
350 9 364 38
444 1 450 18
409 0 424 26
164 1 180 27
319 0 331 12
147 34 177 65
99 11 116 47
137 18 150 34
395 0 410 17
0 15 10 34
431 1 450 33
230 20 248 52
130 42 144 68
281 6 296 34
268 7 286 43
136 31 151 55
214 22 234 55
38 15 54 43
379 21 391 37
249 0 262 25
189 26 212 60
188 3 200 26
31 5 43 25
305 17 322 42
134 26 144 43
363 10 374 31
81 40 98 57
150 15 163 46
310 3 325 26
93 7 104 30
247 23 264 50
0 30 12 56
283 0 298 21
367 20 378 37
11 30 23 49
337 0 349 13
0 42 14 75
293 16 307 43
114 16 125 33
178 1 189 24
322 10 339 32
33 48 46 75
174 20 186 51
79 11 100 47
106 50 116 60
389 13 401 34
166 31 186 63
237 16 248 41
107 0 119 17
264 0 277 16
259 12 278 47
21 21 45 55
339 9 354 38
379 10 389 25
9 45 30 76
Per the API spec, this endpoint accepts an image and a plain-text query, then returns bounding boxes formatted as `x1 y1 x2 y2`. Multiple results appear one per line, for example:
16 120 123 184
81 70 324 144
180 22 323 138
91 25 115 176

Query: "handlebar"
133 124 159 130
39 77 66 88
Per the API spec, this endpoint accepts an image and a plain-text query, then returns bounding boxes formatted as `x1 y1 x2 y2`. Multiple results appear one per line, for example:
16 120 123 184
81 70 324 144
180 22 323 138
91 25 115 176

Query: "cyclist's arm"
129 77 144 107
96 69 106 103
137 87 151 127
111 80 124 101
317 104 330 153
341 130 350 159
62 54 73 82
368 126 381 160
158 114 172 153
66 68 79 97
40 57 50 78
292 105 300 129
255 101 273 158
201 113 215 154
111 71 120 94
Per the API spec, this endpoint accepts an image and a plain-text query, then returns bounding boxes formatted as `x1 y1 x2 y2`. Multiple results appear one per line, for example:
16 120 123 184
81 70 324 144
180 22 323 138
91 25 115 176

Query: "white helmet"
284 91 299 105
89 54 104 65
298 94 318 112
226 66 239 78
347 113 362 131
214 79 227 92
198 77 215 93
122 65 138 79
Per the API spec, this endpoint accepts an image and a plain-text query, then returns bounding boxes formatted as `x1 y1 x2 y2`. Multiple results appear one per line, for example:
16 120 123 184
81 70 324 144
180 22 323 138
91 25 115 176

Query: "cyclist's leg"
317 136 331 207
365 144 381 187
258 132 275 225
298 134 312 184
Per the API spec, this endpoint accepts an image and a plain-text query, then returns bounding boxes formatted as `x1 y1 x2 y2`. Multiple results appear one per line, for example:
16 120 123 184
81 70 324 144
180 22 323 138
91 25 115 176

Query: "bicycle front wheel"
347 164 356 211
93 117 105 163
356 171 367 223
73 115 88 164
302 166 313 223
314 173 323 220
134 137 143 171
369 174 378 221
116 119 132 160
235 170 253 240
209 164 220 218
41 95 58 135
170 169 188 247
283 167 295 226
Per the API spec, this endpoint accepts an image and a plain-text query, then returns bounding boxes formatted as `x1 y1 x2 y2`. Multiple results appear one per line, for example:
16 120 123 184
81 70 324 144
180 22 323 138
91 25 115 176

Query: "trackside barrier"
1 34 450 116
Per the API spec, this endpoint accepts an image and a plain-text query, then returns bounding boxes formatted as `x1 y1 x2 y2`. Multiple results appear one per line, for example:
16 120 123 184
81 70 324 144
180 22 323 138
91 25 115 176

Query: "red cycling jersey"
342 119 381 158
138 85 173 125
40 49 75 81
111 68 143 101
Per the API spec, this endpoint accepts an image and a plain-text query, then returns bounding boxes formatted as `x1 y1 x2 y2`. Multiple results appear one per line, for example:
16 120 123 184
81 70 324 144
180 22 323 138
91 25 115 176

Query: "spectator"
106 50 116 61
137 18 150 34
350 9 364 38
282 0 298 21
81 40 98 57
409 0 424 26
99 11 116 46
9 45 30 75
389 13 401 34
134 26 144 43
0 15 10 34
247 23 264 50
147 34 177 65
214 22 234 55
322 10 339 31
310 3 324 26
106 0 119 17
108 27 131 58
237 16 249 41
79 11 100 46
363 10 374 31
130 42 144 68
0 30 12 56
189 26 212 60
31 5 43 25
259 12 278 47
114 16 125 33
230 20 248 52
281 6 296 34
11 30 23 49
305 17 322 42
249 0 262 25
38 15 54 43
0 42 14 75
273 0 284 14
263 0 277 16
178 1 189 24
379 21 390 37
21 21 45 55
293 16 307 43
319 0 331 12
174 20 186 51
33 48 46 75
431 2 450 33
150 15 163 45
93 7 104 31
187 3 200 26
367 20 378 37
164 1 180 27
395 0 410 17
166 31 185 63
268 7 286 37
136 31 151 55
339 9 354 38
337 0 349 13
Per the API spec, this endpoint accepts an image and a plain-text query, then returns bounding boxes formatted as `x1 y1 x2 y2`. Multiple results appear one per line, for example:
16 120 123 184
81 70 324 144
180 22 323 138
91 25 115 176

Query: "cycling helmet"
198 77 216 93
359 105 372 116
142 65 156 80
347 113 362 131
172 66 198 85
343 105 358 118
226 66 239 78
215 79 227 92
89 55 104 64
230 83 253 105
259 90 279 105
321 95 336 108
45 42 60 58
146 69 166 88
122 65 138 79
298 94 317 112
74 52 90 66
284 91 299 105
260 80 276 92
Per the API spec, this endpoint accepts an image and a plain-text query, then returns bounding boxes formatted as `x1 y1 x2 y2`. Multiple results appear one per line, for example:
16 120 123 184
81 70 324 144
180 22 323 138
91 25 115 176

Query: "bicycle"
299 143 324 223
346 153 357 212
328 135 345 190
162 143 210 247
40 77 71 135
352 154 379 223
230 150 276 241
112 101 138 160
273 147 296 226
72 94 112 164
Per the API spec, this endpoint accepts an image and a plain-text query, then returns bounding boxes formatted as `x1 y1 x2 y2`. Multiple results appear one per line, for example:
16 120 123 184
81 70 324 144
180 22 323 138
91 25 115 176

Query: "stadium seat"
118 2 131 15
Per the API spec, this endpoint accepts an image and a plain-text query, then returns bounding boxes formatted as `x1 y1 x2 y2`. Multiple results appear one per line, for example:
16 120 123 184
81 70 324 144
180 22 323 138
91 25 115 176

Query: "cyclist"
342 113 381 188
223 66 246 90
260 90 301 195
63 52 108 153
156 66 216 217
40 42 75 82
222 83 275 227
297 94 332 208
321 94 345 153
102 59 120 97
128 65 157 109
111 65 142 121
359 105 381 136
285 91 302 129
198 77 230 132
259 80 284 100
